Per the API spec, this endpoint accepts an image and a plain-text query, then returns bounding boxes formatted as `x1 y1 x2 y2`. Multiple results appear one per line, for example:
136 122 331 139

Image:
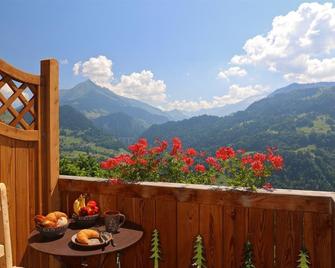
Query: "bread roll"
57 216 68 227
76 229 100 244
34 215 46 225
45 211 68 222
41 219 57 228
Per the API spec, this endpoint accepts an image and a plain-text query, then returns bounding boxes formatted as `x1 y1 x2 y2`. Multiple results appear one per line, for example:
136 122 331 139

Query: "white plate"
71 231 113 247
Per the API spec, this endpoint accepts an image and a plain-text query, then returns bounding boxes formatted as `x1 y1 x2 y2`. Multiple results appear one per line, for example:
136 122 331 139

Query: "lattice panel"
0 72 37 130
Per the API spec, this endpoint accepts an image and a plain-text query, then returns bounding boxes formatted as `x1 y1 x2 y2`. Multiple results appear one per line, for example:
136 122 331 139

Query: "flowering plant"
100 137 284 190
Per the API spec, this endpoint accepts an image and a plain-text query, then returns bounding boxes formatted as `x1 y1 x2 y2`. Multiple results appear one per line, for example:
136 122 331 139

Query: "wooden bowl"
72 213 99 228
36 223 69 238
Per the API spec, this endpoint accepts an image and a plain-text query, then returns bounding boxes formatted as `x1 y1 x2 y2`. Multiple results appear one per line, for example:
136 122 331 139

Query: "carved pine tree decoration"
297 248 310 268
150 229 161 268
243 241 255 268
192 235 206 268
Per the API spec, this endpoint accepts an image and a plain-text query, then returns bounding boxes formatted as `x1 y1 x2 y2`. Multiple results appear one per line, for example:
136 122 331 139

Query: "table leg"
116 252 121 268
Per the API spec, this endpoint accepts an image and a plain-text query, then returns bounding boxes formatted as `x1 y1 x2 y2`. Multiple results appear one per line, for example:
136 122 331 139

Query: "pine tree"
150 229 161 268
297 248 310 268
192 235 206 268
243 241 255 268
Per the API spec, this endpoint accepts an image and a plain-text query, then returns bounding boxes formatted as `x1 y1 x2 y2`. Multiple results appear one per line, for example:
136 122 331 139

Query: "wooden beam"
58 176 334 214
39 59 59 213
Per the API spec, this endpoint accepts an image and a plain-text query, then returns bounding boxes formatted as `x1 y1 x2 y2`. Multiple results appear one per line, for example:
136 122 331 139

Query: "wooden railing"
0 59 59 268
58 175 335 268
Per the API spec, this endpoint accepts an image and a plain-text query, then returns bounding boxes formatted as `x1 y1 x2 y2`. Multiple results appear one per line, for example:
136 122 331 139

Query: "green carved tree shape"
192 235 206 268
243 241 255 268
150 229 161 268
297 248 310 268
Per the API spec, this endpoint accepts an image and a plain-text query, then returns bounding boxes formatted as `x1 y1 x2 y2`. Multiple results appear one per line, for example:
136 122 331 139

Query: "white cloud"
231 2 335 82
165 84 269 111
73 55 114 86
111 70 167 104
217 66 247 80
73 56 167 105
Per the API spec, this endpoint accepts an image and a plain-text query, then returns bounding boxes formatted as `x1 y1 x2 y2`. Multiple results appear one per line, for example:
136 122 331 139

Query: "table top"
28 225 143 257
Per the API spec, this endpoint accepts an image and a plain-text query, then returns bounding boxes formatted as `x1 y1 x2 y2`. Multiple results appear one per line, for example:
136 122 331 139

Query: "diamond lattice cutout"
0 72 36 130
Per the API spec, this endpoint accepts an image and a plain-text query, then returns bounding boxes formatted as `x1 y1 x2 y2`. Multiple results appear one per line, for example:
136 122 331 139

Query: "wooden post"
39 59 59 212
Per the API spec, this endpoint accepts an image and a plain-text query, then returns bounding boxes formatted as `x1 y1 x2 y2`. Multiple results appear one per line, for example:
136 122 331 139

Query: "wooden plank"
248 208 274 267
15 140 30 266
116 196 156 268
223 206 248 267
304 212 332 268
177 202 199 268
275 210 303 267
58 177 334 214
155 198 177 268
199 204 223 268
0 135 16 266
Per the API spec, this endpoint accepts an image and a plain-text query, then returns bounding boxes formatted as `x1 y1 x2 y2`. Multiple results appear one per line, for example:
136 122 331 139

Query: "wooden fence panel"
275 210 303 267
248 208 274 267
58 177 335 268
155 198 177 268
0 59 59 268
199 204 223 268
223 206 248 267
304 212 332 268
177 202 199 268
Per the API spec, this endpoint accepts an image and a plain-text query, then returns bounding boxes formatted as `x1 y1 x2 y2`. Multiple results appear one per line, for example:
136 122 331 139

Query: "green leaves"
297 248 310 268
150 229 161 268
243 241 255 268
192 235 206 268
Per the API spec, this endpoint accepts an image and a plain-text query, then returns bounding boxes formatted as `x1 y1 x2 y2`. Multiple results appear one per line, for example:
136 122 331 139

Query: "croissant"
46 211 68 222
40 219 57 228
76 229 100 244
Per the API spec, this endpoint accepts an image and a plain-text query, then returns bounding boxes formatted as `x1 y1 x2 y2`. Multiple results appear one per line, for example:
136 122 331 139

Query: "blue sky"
1 0 335 111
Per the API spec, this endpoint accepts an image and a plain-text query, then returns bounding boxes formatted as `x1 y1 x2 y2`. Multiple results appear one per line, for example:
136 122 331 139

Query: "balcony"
0 59 334 268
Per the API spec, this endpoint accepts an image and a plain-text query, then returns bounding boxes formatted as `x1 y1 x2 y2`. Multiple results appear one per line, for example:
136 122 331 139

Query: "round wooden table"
28 225 143 268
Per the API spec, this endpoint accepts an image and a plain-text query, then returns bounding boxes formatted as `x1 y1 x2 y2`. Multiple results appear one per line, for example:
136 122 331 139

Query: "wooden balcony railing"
58 175 335 268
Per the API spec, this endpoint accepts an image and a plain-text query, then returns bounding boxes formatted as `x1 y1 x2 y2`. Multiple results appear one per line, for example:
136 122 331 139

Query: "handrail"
59 175 335 214
0 59 40 85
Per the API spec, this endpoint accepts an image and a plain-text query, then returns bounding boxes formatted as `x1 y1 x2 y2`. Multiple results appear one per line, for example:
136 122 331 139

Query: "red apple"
87 206 96 216
87 200 97 208
79 207 89 216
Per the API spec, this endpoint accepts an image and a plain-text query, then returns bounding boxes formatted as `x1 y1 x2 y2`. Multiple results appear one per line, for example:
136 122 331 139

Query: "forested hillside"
143 85 335 190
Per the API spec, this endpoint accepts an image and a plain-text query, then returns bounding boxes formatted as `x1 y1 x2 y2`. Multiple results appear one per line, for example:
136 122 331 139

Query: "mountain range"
59 80 335 190
142 83 335 191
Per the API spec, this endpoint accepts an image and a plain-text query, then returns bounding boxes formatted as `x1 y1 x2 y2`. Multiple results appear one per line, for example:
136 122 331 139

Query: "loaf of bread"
76 229 100 244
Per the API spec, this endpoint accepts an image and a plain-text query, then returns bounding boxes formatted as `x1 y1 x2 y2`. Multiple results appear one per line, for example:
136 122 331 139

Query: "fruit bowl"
72 213 100 228
36 223 69 238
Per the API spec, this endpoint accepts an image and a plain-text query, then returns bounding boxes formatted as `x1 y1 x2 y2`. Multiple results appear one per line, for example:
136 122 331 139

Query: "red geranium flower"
186 148 197 156
183 156 194 166
171 137 182 155
269 155 284 170
251 160 264 174
195 164 206 173
216 147 235 160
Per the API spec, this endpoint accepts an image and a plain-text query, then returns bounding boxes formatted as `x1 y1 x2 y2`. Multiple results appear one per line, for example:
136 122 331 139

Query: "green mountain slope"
60 105 124 159
60 80 173 123
142 84 335 191
93 112 147 145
